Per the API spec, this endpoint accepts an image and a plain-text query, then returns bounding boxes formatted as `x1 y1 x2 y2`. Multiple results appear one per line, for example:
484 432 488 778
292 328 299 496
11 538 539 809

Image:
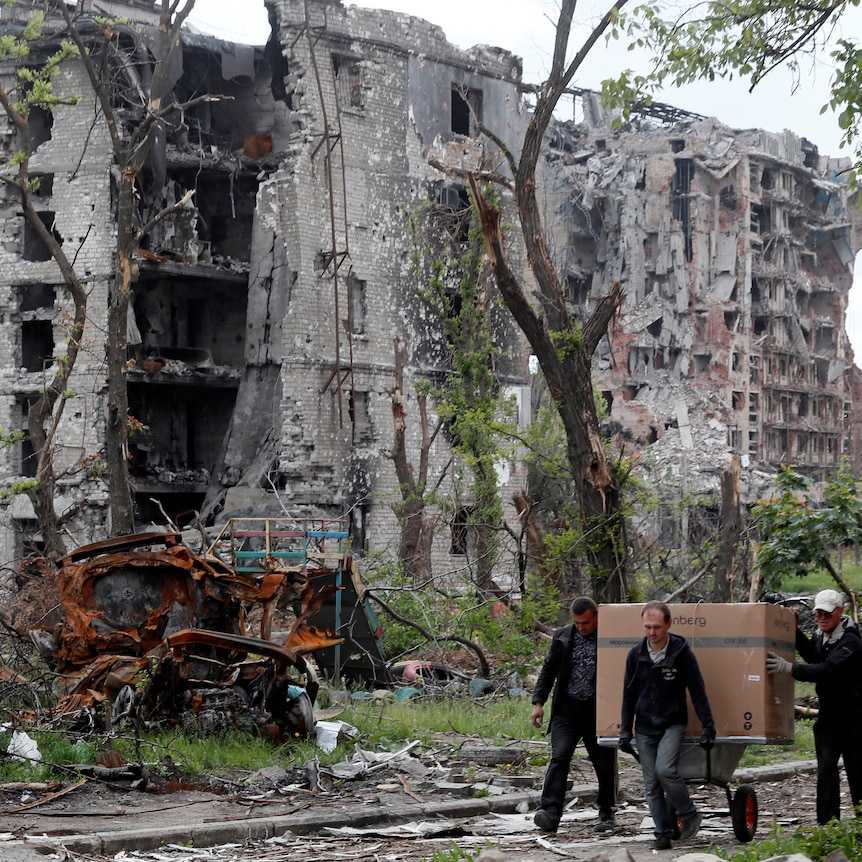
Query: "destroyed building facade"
0 0 860 574
545 102 862 527
0 0 531 577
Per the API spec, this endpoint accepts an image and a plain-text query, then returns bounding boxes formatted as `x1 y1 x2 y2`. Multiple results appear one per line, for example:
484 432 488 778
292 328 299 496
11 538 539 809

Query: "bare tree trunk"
466 0 632 602
715 455 741 601
389 339 434 582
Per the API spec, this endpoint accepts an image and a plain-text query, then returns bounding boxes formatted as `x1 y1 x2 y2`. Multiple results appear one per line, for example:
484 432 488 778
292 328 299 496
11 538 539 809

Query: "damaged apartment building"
0 0 531 573
547 96 862 534
0 0 860 572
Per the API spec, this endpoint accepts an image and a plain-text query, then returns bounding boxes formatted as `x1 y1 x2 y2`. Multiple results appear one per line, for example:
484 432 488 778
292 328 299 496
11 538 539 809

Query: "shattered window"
332 54 363 109
21 320 54 372
349 274 366 334
22 210 62 261
450 507 470 555
28 105 53 151
16 396 37 478
451 86 483 136
348 391 372 443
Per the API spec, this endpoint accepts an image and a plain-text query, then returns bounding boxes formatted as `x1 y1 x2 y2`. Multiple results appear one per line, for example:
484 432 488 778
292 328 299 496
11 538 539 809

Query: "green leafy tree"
752 461 861 614
410 191 515 595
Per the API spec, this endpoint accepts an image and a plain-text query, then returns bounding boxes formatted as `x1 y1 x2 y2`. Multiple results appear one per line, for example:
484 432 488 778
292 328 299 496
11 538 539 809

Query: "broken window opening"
749 392 759 419
732 352 741 372
621 384 637 402
815 325 834 353
749 429 759 458
19 283 56 313
22 211 62 261
21 319 54 372
349 273 367 335
719 185 737 209
799 392 809 418
646 318 662 338
350 504 368 553
753 316 768 336
724 310 739 332
750 203 768 236
28 105 53 151
729 427 741 451
566 273 590 307
16 396 37 478
671 159 693 261
127 382 237 487
450 506 470 555
749 162 760 194
31 173 54 198
670 139 685 153
332 53 363 109
348 391 372 443
732 390 744 411
435 184 471 243
749 356 760 385
693 353 710 374
450 85 483 137
761 169 775 191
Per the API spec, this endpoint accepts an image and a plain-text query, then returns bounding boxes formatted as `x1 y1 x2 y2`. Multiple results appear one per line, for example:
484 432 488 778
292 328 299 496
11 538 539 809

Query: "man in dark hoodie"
530 596 617 834
767 588 862 824
619 600 715 850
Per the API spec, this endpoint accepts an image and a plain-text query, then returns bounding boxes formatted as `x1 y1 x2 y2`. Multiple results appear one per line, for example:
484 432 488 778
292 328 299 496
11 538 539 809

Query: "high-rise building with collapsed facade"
0 0 859 575
542 97 862 540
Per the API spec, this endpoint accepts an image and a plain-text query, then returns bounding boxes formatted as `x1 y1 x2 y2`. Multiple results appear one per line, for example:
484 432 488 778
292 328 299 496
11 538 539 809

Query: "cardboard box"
596 603 796 745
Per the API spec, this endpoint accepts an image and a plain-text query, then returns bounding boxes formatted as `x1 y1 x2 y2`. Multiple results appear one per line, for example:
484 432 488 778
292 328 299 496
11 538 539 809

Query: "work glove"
618 733 634 755
699 735 715 751
766 651 792 675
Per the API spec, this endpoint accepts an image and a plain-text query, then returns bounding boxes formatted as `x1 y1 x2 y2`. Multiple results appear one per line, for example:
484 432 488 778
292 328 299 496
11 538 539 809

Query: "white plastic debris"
5 729 41 763
313 719 359 754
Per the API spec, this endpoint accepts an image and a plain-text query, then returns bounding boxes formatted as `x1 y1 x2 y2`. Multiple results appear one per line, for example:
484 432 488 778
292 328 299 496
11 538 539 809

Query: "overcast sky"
186 0 862 356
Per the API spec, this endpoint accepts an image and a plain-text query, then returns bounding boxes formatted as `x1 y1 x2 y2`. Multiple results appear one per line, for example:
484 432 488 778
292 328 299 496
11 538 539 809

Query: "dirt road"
1 755 826 862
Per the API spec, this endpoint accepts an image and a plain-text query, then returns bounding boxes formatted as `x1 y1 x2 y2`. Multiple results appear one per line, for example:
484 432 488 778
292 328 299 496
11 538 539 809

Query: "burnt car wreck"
26 528 361 741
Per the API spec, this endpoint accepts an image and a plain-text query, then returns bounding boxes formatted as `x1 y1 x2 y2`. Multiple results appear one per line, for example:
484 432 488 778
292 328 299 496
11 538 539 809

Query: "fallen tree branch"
365 590 491 678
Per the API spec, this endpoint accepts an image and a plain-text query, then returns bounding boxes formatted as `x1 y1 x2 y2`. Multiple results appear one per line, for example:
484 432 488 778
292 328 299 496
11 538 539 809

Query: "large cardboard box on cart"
596 603 796 748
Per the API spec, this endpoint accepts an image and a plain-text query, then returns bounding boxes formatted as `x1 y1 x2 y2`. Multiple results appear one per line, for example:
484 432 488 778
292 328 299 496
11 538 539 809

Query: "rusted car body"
41 531 344 739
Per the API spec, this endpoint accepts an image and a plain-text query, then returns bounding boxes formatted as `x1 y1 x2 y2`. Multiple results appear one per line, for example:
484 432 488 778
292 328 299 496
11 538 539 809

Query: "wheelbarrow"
622 740 758 842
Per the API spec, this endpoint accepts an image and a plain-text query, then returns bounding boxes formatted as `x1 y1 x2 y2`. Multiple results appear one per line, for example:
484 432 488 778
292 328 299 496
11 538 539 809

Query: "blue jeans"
636 724 696 836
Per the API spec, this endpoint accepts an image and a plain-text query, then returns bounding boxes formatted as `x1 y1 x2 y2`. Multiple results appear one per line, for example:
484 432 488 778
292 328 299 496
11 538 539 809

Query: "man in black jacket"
619 600 715 850
530 596 617 834
767 588 862 824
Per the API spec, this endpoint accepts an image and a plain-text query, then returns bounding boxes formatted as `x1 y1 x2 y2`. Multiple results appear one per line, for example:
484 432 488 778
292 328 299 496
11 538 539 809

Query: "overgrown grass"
781 563 862 595
717 810 862 861
338 695 542 744
0 696 545 784
2 695 815 787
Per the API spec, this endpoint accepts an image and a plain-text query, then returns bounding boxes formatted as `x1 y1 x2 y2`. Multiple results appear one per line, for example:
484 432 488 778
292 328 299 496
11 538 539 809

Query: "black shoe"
679 812 703 840
653 834 673 850
534 809 558 833
593 816 615 833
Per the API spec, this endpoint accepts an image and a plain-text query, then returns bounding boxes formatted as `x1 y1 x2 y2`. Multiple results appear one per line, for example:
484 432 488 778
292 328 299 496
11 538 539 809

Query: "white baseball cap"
813 589 844 613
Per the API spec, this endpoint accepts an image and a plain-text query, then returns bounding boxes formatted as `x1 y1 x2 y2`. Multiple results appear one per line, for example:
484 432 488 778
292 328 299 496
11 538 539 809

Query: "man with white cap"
767 588 862 824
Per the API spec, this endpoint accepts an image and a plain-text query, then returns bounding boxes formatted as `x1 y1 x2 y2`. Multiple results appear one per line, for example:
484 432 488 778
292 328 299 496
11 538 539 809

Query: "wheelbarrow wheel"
731 784 758 842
